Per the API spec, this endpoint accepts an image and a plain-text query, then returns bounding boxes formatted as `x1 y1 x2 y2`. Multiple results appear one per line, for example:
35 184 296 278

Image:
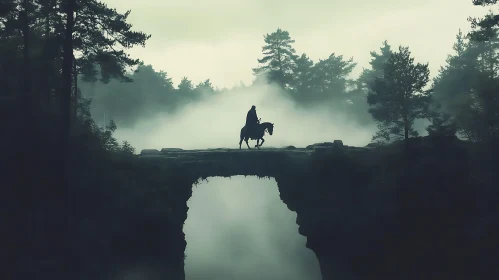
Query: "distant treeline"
79 64 217 126
80 23 499 142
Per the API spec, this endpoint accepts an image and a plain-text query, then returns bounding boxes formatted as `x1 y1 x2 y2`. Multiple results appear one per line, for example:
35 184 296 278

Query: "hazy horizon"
104 0 490 89
113 81 377 151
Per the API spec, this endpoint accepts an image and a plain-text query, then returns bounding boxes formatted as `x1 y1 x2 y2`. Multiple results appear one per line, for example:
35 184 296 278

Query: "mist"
113 80 376 151
109 79 368 279
184 176 322 280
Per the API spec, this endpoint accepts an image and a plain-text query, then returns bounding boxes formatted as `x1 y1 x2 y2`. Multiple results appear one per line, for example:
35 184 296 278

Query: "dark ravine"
131 136 499 280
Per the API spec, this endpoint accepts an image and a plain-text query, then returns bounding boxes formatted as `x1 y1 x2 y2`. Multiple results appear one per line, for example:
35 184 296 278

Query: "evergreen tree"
347 41 393 126
78 63 184 126
432 27 499 141
73 0 151 83
358 40 393 91
291 53 314 100
367 46 431 141
469 9 499 140
178 76 194 93
469 1 499 42
309 53 356 104
195 79 215 94
253 28 297 89
431 30 477 136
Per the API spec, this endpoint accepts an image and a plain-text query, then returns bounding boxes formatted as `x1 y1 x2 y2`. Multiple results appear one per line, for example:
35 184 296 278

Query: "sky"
104 1 491 279
103 0 490 89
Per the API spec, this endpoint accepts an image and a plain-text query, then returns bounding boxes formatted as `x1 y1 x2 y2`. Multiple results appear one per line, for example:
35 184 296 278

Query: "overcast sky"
103 0 489 88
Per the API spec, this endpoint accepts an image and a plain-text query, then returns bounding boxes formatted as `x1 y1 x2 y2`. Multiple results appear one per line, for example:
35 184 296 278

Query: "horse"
239 122 274 149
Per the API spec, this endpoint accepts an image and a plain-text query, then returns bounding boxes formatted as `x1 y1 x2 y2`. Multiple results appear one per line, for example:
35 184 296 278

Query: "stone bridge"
138 140 368 178
131 137 482 280
135 140 376 280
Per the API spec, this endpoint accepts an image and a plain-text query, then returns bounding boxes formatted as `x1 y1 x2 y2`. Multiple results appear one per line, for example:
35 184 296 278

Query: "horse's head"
267 123 274 135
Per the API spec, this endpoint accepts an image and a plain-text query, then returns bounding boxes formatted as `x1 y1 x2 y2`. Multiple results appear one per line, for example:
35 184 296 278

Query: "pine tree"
178 77 194 93
253 28 297 89
469 1 499 42
195 79 215 93
309 53 356 104
291 53 314 101
358 40 393 91
367 46 431 141
346 41 393 126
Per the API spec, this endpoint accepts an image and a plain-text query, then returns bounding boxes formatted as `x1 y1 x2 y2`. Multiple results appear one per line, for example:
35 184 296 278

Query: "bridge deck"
139 143 370 160
136 144 371 178
139 147 311 160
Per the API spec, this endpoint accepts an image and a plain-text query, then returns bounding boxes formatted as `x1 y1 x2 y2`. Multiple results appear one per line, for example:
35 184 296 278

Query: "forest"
78 23 499 143
1 0 498 279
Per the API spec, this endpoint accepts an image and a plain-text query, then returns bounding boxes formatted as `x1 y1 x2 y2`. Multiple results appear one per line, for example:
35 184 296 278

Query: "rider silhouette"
245 105 259 137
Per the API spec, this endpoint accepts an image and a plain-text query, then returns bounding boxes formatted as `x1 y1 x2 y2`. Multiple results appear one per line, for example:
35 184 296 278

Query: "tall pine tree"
367 46 431 141
358 40 393 91
467 3 499 140
308 53 356 104
253 28 297 89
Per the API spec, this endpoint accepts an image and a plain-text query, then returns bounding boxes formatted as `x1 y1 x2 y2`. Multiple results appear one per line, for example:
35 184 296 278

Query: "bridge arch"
137 143 369 280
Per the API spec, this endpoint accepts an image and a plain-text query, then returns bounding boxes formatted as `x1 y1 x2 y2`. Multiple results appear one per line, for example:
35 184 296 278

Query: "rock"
306 142 333 150
140 149 161 155
161 148 184 152
306 141 344 150
366 142 384 149
285 145 296 149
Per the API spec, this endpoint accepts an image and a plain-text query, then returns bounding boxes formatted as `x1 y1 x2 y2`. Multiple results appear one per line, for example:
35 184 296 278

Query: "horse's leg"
245 137 251 149
255 139 260 148
259 138 265 147
239 128 245 149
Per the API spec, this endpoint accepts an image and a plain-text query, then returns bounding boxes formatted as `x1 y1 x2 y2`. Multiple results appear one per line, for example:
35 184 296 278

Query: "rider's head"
251 105 256 110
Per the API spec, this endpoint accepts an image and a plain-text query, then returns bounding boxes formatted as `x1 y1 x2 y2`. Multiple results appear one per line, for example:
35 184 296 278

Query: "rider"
245 105 259 136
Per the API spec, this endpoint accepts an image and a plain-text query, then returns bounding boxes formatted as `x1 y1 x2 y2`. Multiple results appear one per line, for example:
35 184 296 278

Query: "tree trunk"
61 0 75 161
277 48 285 88
43 8 52 107
10 3 34 279
404 121 409 140
59 0 75 277
402 94 409 141
20 1 31 107
72 55 78 121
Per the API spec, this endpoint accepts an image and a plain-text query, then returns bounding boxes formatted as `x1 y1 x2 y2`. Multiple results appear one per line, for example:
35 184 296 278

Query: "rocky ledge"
139 140 370 157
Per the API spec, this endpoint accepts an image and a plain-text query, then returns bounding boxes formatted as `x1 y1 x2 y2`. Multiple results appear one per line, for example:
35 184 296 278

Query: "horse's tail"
240 126 245 139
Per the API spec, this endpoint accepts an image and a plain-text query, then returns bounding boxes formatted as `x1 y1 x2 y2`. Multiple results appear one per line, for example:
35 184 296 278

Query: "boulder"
140 149 161 155
306 141 344 150
161 148 184 152
306 142 333 150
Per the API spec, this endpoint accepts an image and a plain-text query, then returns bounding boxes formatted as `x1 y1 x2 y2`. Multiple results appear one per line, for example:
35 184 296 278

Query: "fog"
114 80 376 151
184 176 322 280
110 78 373 279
